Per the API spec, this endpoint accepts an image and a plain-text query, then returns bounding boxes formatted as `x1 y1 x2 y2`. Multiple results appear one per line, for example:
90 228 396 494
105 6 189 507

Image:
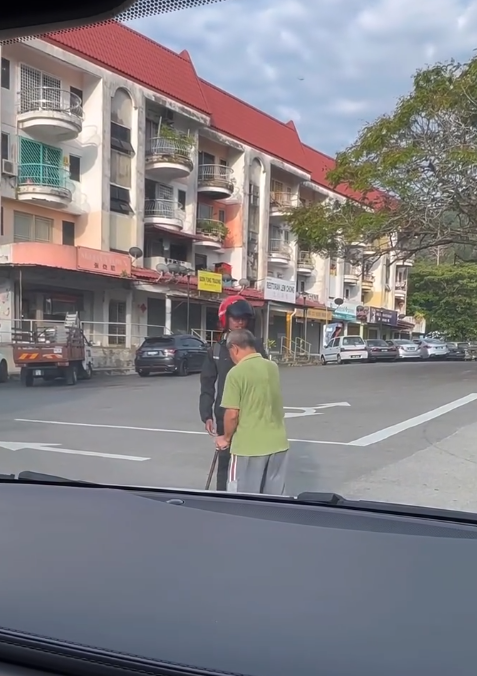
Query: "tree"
407 263 477 339
286 57 477 260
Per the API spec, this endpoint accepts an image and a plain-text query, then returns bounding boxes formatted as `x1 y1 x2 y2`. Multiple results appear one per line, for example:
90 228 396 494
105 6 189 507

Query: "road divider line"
14 419 352 446
348 393 477 447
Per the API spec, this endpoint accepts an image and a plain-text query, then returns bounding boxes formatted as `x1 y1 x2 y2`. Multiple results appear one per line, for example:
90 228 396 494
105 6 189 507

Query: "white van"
321 335 368 365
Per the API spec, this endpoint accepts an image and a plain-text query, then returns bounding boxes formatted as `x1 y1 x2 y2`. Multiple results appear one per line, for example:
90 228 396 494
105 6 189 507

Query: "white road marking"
0 440 149 461
284 402 350 418
348 393 477 447
14 419 351 446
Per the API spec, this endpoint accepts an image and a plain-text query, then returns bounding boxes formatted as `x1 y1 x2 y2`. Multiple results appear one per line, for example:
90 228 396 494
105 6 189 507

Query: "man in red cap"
199 295 267 490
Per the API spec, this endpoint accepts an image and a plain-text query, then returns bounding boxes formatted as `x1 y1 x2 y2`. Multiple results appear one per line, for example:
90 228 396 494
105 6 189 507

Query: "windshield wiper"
296 491 477 525
0 471 96 484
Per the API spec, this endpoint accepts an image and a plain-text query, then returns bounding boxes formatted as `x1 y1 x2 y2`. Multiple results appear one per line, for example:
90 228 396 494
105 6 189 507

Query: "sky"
128 0 477 157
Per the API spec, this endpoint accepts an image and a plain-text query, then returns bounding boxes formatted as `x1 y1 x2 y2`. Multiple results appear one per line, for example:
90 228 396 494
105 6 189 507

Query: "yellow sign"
296 308 333 322
197 270 223 293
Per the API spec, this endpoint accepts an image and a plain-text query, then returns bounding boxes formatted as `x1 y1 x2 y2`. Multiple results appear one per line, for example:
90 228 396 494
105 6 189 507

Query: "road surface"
1 360 477 511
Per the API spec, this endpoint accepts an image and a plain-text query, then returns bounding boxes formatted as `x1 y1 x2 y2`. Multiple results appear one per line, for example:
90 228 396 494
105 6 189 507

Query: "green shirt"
220 353 289 457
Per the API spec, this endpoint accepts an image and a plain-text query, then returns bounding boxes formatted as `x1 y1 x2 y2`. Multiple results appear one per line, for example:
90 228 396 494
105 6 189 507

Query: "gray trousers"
227 450 289 495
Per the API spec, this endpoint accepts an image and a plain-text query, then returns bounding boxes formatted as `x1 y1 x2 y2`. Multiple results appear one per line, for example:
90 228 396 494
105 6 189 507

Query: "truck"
13 313 94 387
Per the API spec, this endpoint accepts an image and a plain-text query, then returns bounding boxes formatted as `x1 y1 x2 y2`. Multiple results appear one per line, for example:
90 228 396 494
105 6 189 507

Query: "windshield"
3 6 477 519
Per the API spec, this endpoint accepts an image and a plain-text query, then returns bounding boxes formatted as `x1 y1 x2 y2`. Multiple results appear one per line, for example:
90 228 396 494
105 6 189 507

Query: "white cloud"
128 0 477 155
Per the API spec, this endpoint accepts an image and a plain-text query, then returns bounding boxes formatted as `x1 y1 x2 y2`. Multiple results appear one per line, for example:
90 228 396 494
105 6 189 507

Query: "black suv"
135 334 208 377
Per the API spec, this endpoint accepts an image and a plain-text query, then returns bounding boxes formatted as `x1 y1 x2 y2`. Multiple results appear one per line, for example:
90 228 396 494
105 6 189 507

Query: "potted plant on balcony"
197 218 228 242
156 126 195 169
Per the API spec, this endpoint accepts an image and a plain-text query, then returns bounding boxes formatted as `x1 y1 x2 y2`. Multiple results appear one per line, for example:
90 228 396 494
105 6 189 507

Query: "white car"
321 336 368 365
0 351 8 382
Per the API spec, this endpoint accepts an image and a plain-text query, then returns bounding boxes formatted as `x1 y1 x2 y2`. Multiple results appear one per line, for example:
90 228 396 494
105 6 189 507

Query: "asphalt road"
1 360 477 511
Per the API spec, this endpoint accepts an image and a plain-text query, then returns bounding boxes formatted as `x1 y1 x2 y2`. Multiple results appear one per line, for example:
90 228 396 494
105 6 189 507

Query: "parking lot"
1 360 477 511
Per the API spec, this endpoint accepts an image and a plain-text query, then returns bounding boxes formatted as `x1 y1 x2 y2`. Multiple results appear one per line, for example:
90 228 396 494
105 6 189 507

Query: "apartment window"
19 137 62 186
110 184 132 214
110 149 131 187
198 151 214 166
1 133 9 160
198 203 213 220
110 122 134 155
1 58 10 89
218 209 225 223
178 189 186 210
20 65 60 113
108 300 126 346
13 211 53 242
62 221 75 246
70 86 83 106
69 155 81 182
145 179 157 201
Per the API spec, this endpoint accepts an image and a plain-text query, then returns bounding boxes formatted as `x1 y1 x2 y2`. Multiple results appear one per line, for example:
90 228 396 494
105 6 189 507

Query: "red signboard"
77 247 131 277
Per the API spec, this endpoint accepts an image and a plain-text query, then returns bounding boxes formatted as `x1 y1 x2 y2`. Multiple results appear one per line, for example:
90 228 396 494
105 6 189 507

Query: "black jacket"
199 336 267 424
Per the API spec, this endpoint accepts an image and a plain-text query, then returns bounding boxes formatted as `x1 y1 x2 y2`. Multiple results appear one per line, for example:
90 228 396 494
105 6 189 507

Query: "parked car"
0 351 8 382
446 342 471 360
321 335 368 365
386 339 421 360
135 334 208 377
365 339 399 362
415 338 449 360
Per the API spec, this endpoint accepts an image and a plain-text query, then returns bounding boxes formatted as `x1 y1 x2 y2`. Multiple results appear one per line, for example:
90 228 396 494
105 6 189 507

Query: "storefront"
366 307 399 339
330 301 362 336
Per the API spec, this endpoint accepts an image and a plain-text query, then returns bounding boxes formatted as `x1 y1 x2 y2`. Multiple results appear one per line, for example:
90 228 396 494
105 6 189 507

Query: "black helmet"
226 297 254 320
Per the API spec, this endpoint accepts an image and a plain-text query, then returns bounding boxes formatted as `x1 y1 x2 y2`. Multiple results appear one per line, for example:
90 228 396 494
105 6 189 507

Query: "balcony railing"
198 164 234 186
297 251 313 266
268 238 292 259
18 163 72 191
146 136 193 164
20 87 83 119
144 199 185 223
196 218 228 242
344 263 360 276
395 280 408 291
270 191 298 210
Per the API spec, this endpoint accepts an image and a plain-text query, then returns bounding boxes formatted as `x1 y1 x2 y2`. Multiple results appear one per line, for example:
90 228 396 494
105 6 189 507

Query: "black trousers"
215 419 230 491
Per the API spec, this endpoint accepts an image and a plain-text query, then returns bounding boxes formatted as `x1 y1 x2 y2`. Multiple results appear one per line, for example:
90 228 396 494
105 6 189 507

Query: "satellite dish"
155 263 169 274
238 278 250 288
167 262 182 275
128 246 143 260
334 297 344 306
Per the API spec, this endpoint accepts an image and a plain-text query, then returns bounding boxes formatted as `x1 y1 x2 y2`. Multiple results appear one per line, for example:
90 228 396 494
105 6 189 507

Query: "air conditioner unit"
1 159 16 176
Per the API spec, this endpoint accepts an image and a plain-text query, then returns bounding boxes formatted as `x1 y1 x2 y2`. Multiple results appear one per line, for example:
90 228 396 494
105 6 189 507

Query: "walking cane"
205 449 219 490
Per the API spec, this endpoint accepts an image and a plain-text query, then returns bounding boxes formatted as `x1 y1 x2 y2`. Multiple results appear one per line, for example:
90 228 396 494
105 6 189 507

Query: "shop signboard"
296 308 333 322
331 302 358 322
368 307 398 326
264 277 296 304
197 270 223 293
77 247 131 277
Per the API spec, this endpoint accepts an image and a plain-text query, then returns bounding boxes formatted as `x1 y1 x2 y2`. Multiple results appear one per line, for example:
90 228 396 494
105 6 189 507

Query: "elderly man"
215 328 289 495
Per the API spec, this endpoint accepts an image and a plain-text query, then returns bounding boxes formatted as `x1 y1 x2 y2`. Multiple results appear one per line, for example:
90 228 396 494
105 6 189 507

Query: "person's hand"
205 419 216 436
215 435 230 450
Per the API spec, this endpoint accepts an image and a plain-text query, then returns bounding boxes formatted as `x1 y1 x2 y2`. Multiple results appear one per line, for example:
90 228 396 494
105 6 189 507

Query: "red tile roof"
199 80 310 173
45 23 211 115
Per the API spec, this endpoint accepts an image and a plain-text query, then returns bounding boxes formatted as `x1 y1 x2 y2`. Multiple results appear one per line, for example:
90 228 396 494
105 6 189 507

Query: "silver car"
386 339 420 359
416 339 449 360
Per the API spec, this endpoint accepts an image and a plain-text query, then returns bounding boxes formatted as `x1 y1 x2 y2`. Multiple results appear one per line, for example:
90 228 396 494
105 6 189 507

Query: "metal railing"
297 251 314 267
344 263 360 276
144 199 185 224
279 336 311 362
191 328 222 345
270 191 298 210
198 164 234 187
395 280 408 290
17 163 72 196
268 238 292 259
196 218 227 241
146 136 192 163
19 87 83 119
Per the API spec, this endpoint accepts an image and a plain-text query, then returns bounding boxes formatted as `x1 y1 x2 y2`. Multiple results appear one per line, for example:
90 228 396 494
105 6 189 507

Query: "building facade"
0 22 414 363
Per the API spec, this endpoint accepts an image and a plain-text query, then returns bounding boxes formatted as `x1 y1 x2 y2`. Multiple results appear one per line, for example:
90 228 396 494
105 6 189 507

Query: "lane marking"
0 440 148 461
14 419 351 446
348 393 477 447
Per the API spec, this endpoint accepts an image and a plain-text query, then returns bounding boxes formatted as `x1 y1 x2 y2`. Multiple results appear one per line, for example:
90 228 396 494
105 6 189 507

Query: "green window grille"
19 137 63 188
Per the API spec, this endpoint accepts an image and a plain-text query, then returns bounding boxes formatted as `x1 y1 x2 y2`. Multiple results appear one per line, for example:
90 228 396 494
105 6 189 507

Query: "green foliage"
286 57 477 259
407 263 477 339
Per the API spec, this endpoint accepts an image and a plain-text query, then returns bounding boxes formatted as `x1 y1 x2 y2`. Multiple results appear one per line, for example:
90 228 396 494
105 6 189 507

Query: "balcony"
395 280 408 298
18 87 83 142
197 164 234 200
269 192 298 218
145 136 194 181
361 274 375 292
17 164 72 209
297 251 314 275
195 219 228 250
343 263 360 285
268 239 292 267
143 254 193 273
144 199 185 232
